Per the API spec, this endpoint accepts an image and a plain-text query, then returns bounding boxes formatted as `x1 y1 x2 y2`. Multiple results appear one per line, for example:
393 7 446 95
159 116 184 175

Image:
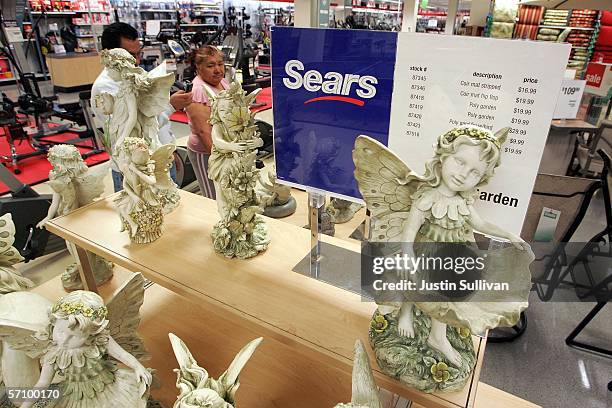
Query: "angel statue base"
258 167 297 219
205 82 269 259
96 48 180 216
334 340 382 408
36 145 114 291
0 273 153 408
353 127 534 393
169 333 262 407
114 137 176 244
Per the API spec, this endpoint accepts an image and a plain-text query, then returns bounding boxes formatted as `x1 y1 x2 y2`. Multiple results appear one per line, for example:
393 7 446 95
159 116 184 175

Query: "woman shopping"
186 46 230 198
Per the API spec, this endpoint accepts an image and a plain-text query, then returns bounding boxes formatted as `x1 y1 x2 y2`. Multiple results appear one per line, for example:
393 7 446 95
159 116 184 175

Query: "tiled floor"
3 83 612 408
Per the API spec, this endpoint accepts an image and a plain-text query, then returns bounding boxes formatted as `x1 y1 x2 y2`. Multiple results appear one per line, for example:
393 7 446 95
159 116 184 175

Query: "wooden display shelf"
45 190 486 408
31 268 539 408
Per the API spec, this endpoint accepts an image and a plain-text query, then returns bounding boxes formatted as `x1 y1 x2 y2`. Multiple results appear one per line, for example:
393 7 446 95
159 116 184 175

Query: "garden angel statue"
353 126 533 392
36 144 114 290
169 333 262 407
114 137 176 244
96 48 180 214
204 82 269 259
0 273 152 408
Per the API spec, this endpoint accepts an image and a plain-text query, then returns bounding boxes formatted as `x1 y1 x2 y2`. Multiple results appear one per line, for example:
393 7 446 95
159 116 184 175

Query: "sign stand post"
308 191 325 279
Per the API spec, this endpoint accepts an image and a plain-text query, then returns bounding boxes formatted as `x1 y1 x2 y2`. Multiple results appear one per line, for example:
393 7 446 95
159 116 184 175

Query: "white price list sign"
387 34 570 235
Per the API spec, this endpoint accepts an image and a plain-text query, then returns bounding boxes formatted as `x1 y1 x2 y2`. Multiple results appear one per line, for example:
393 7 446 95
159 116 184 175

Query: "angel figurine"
114 137 175 244
169 333 262 407
0 213 33 295
35 145 114 291
0 273 152 408
353 126 533 392
205 82 269 259
96 48 180 214
334 340 382 408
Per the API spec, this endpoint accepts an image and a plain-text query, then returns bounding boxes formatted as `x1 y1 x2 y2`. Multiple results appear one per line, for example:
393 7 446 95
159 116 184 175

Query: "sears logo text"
282 59 378 106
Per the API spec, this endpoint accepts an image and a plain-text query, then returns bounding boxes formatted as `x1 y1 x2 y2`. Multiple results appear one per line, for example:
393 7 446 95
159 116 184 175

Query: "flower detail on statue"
430 361 451 383
206 82 269 259
370 313 388 333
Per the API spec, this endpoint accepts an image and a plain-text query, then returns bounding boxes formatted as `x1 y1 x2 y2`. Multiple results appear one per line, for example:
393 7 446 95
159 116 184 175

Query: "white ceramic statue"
353 126 533 392
0 213 43 395
169 333 262 407
0 213 33 295
96 48 180 214
0 273 152 408
206 82 269 259
114 137 176 244
334 340 382 408
326 198 362 224
36 144 114 290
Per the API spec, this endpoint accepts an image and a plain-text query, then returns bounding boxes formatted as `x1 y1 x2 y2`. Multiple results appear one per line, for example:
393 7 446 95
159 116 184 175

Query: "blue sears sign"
271 27 397 199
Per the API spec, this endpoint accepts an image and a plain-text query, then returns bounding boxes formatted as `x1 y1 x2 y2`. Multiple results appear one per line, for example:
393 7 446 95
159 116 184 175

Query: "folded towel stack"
569 9 598 28
542 9 569 27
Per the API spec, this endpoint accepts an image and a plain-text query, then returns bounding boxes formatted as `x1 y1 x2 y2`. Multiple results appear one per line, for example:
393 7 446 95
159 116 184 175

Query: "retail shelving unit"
111 0 141 28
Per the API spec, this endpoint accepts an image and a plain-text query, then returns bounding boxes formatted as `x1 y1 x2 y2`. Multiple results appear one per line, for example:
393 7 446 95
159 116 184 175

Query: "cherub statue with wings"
0 273 152 408
169 333 262 407
114 137 176 244
353 126 533 392
96 48 181 215
36 145 114 291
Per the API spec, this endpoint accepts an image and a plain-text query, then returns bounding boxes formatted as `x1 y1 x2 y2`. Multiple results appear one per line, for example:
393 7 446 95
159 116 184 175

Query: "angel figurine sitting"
115 137 175 244
353 126 533 392
169 333 262 407
0 273 152 408
206 82 269 259
36 145 114 291
96 48 180 214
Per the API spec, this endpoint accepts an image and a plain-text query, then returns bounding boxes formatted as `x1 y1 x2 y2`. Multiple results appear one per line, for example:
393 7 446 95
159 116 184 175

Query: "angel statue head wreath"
48 144 88 180
353 125 533 393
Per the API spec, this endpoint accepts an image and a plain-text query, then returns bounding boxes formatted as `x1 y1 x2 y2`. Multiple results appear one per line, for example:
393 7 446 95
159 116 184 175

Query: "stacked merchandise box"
541 9 569 26
489 0 518 39
592 11 612 64
565 9 600 77
514 4 543 40
569 8 598 28
536 27 568 42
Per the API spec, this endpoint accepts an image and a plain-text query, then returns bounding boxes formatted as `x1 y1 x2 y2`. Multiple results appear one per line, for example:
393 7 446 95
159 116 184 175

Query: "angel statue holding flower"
353 126 533 392
0 273 153 408
204 81 269 259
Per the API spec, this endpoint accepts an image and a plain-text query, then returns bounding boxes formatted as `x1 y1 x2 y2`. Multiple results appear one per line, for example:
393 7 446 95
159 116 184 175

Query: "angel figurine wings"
205 82 269 259
36 145 114 290
96 48 180 215
0 273 152 408
334 340 382 408
114 137 176 244
353 126 533 392
169 333 262 407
